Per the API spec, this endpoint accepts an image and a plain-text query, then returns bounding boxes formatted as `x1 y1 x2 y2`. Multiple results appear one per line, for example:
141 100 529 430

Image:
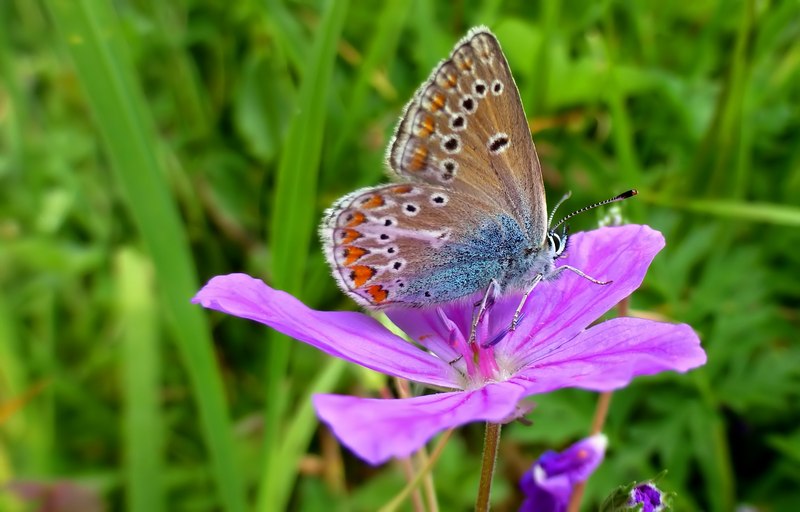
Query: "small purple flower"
519 434 608 512
193 225 705 465
628 482 665 512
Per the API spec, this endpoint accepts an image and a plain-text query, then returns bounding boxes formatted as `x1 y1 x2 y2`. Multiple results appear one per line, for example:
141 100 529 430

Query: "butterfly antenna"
551 189 638 230
547 191 572 227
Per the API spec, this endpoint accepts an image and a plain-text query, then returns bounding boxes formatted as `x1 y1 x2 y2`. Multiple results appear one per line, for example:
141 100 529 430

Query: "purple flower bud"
628 482 665 512
519 434 608 512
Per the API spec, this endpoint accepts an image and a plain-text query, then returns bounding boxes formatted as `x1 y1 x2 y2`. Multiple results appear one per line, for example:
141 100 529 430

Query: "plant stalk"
476 422 502 512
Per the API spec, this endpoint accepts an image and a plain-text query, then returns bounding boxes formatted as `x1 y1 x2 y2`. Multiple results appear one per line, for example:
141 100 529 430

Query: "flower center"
428 307 515 390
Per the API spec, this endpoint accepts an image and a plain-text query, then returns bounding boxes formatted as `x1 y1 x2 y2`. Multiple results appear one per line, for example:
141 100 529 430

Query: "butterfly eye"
549 232 565 256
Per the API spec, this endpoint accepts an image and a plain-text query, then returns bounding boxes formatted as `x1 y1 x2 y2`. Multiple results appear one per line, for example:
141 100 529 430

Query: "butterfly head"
547 226 569 259
521 190 637 283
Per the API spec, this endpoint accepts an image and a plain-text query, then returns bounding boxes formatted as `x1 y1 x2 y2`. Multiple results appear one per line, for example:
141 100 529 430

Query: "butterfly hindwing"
321 183 513 308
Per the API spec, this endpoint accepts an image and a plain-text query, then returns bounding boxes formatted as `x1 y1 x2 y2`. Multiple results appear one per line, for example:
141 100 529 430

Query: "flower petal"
500 225 666 363
514 317 705 394
386 306 468 363
313 381 527 465
193 273 458 388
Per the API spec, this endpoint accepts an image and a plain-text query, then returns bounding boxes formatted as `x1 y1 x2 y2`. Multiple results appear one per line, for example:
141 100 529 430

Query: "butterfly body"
321 27 580 311
412 214 563 303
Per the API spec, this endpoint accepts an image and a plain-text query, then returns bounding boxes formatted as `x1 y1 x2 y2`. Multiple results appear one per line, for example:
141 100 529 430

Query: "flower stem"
385 381 425 511
392 377 439 511
378 429 453 512
397 457 425 512
414 449 440 512
476 422 502 512
589 392 613 435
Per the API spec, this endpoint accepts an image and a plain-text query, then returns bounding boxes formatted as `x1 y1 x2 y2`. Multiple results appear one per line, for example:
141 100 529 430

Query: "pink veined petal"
513 317 705 395
313 381 527 465
386 306 466 362
192 273 459 388
387 292 518 358
500 224 666 363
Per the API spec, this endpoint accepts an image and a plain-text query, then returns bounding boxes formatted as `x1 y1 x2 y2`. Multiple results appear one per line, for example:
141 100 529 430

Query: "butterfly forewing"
321 183 503 308
388 27 548 245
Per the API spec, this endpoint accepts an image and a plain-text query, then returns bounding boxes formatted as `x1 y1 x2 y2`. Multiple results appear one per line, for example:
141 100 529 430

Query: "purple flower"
519 434 608 512
628 482 665 511
193 225 705 465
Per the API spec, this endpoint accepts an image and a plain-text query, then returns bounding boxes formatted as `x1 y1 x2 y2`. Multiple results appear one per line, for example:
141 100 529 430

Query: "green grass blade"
262 0 311 72
650 197 800 227
528 0 559 116
259 0 350 510
600 13 644 197
268 1 349 293
329 0 412 167
273 358 346 511
706 0 755 198
0 4 24 173
44 1 246 510
116 249 164 512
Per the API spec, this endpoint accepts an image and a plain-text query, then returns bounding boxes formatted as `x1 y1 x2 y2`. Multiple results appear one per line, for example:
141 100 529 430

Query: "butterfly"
321 27 635 344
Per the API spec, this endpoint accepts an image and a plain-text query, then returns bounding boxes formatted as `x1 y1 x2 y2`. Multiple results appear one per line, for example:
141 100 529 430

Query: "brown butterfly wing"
387 27 548 245
320 183 503 309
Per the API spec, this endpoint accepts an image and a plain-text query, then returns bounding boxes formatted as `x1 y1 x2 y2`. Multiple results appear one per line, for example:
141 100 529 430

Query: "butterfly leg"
554 265 612 285
469 279 499 344
489 266 610 348
482 274 543 348
510 273 543 332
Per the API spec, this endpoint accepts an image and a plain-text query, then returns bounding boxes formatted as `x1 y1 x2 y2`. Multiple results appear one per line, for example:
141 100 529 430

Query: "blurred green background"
2 0 799 510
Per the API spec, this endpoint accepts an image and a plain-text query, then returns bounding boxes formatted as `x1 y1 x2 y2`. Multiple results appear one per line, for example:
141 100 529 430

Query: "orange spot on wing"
457 56 474 70
361 195 385 209
346 211 366 227
392 185 414 195
444 72 457 88
408 145 428 172
416 114 435 137
339 229 362 244
343 246 369 265
349 265 376 287
428 91 445 112
365 284 389 304
433 92 446 110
